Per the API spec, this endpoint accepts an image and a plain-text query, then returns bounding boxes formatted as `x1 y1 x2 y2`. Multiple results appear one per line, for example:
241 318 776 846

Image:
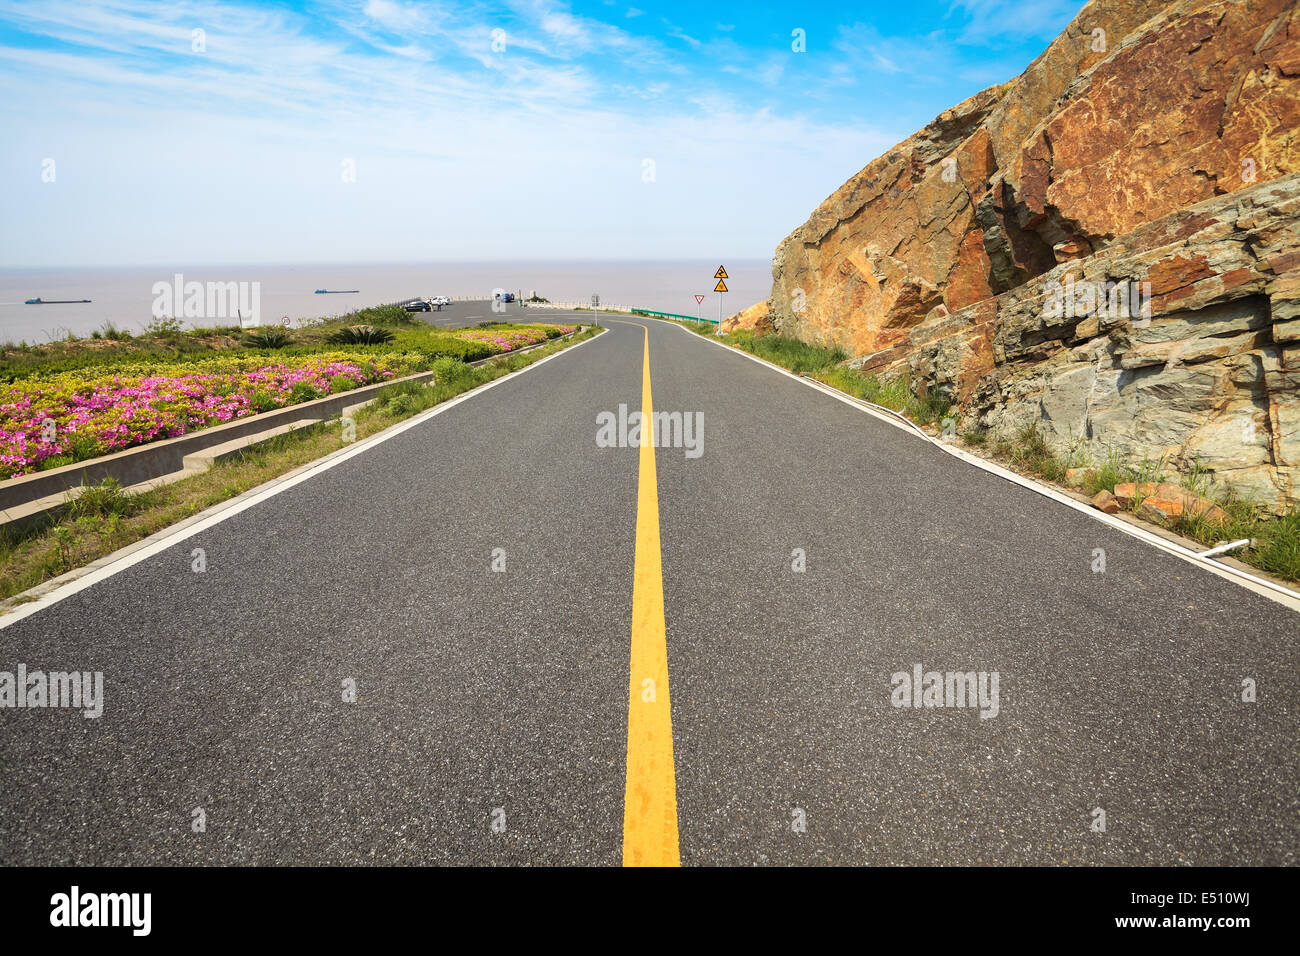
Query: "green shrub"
39 454 73 471
328 375 356 393
143 316 185 336
67 431 102 460
249 389 278 413
327 325 395 345
99 322 133 341
68 478 138 520
431 356 479 388
40 432 101 471
385 394 418 416
244 327 294 349
373 379 438 418
341 305 415 326
393 331 492 362
288 382 320 405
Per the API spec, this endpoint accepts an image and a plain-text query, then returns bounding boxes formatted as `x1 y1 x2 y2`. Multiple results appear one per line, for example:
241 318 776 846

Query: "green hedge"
407 337 493 363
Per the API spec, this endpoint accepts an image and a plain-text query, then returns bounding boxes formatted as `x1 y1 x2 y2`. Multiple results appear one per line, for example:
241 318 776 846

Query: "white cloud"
833 23 950 82
363 0 430 32
946 0 1083 43
0 0 904 266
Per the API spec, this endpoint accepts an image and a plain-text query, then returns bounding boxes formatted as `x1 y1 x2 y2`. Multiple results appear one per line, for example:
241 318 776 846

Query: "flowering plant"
456 328 550 352
0 353 418 479
453 324 575 353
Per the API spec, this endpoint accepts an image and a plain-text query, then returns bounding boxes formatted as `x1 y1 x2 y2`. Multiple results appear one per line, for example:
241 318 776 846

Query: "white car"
432 295 450 306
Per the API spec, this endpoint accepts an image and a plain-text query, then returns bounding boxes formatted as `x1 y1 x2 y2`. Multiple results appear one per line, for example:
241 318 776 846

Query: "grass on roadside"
990 422 1070 485
976 424 1300 582
713 328 952 425
0 327 601 602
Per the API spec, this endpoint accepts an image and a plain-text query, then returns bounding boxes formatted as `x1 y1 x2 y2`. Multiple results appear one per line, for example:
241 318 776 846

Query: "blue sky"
0 0 1086 267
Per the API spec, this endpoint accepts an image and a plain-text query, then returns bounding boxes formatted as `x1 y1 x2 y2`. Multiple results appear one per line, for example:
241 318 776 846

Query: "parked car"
432 295 450 306
404 299 432 312
501 292 515 303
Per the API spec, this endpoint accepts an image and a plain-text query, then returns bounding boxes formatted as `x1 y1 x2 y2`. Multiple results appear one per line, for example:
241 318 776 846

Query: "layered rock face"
740 0 1300 511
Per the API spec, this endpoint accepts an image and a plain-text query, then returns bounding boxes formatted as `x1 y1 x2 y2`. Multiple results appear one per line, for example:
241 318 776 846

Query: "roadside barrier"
631 308 719 324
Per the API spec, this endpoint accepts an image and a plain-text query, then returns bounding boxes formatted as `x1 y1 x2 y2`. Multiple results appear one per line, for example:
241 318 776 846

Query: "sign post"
592 293 600 328
713 265 729 334
694 294 705 324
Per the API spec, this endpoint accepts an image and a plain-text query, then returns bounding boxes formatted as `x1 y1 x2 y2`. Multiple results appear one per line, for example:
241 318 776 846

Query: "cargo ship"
25 297 92 304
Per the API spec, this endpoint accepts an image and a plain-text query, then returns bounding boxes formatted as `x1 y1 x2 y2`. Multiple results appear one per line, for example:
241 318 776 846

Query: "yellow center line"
620 321 681 867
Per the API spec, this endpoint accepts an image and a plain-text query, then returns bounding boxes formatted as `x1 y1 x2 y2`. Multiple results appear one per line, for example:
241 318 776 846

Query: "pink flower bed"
0 358 395 479
456 324 574 353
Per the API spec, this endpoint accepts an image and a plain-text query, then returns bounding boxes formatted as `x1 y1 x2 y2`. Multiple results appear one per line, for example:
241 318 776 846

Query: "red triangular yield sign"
695 295 705 304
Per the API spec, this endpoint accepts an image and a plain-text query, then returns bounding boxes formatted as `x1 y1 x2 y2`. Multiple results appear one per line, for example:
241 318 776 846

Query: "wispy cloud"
946 0 1083 43
0 0 1086 266
831 23 951 83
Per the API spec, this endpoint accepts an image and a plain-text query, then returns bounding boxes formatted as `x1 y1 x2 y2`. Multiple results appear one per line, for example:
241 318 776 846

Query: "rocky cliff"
732 0 1300 511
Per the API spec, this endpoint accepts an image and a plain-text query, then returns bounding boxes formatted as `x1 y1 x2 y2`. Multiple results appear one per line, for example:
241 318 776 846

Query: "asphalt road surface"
1 315 1297 866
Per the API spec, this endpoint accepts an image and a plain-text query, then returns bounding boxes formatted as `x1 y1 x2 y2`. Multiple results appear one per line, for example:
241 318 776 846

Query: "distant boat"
314 289 359 294
25 297 92 304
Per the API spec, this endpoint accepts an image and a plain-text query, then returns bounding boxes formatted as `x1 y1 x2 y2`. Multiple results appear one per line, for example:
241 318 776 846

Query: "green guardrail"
631 309 719 324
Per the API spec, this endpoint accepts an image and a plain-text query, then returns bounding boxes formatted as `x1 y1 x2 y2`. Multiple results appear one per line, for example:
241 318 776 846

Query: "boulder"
1092 490 1121 514
1137 496 1185 524
1114 481 1159 508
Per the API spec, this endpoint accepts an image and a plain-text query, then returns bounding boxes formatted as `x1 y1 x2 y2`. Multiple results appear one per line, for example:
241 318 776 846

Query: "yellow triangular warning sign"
714 265 728 279
714 279 728 293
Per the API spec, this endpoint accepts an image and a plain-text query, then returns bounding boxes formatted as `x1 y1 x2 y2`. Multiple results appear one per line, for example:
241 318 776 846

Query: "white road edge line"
0 328 606 630
656 318 1300 613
